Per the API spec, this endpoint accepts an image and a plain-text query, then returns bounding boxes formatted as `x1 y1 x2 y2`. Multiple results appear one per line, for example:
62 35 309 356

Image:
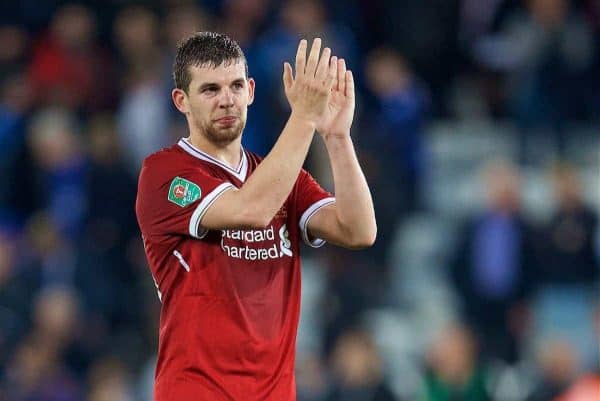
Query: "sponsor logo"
221 224 293 260
279 225 292 257
168 177 201 207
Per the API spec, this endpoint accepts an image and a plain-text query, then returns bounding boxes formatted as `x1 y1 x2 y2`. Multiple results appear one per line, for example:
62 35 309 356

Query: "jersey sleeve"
295 169 336 248
136 159 234 239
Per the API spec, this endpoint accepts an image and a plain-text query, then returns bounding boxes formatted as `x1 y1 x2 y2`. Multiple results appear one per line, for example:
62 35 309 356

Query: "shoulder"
140 144 202 182
138 146 192 198
142 145 184 170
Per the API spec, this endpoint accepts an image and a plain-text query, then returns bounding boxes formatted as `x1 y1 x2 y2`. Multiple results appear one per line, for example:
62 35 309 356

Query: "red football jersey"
135 138 334 401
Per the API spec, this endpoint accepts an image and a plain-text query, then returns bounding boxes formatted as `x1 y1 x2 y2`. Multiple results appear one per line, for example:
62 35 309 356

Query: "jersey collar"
178 138 248 182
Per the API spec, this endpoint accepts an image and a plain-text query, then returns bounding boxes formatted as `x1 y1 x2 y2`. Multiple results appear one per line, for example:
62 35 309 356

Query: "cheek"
190 99 214 117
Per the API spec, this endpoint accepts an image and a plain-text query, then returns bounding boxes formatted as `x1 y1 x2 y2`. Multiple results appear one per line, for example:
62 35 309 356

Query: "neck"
188 130 243 170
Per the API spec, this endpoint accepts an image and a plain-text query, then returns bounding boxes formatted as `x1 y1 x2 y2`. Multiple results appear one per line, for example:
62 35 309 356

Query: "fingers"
323 56 337 90
345 70 355 99
315 47 331 81
304 38 322 78
290 37 345 95
295 39 307 79
283 62 293 93
337 59 347 93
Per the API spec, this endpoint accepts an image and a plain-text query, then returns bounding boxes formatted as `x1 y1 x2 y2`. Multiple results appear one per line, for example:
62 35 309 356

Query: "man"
450 160 536 364
135 32 376 401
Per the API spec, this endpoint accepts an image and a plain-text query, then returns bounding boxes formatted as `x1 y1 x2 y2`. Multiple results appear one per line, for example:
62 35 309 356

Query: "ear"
172 88 189 114
247 78 255 106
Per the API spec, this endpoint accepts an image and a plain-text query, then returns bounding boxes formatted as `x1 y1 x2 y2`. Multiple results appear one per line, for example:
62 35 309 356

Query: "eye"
232 82 244 89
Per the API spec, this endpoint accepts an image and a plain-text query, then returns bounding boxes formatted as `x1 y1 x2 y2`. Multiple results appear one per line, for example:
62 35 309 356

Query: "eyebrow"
198 78 246 92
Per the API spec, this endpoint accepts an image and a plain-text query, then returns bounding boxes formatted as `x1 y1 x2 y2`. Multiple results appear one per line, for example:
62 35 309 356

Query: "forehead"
188 60 247 86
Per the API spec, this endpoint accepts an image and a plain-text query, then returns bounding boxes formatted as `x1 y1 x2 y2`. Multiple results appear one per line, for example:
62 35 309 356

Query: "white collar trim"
178 138 248 182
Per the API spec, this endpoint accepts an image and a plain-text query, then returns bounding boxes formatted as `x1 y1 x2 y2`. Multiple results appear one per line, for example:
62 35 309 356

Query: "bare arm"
201 39 338 229
307 60 376 249
308 135 376 249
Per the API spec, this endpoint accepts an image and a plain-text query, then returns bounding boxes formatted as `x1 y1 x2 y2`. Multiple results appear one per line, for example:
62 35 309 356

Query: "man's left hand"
316 58 355 139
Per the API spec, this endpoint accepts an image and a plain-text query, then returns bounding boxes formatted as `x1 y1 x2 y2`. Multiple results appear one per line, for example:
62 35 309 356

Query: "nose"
218 87 234 108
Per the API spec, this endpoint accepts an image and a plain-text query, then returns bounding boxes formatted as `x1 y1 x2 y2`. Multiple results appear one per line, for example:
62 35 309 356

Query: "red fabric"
135 142 332 401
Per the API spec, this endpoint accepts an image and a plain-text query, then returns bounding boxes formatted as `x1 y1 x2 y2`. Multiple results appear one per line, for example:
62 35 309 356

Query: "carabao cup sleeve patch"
167 176 202 207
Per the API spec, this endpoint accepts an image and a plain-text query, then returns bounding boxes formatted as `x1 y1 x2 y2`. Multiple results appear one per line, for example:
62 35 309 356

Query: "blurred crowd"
0 1 598 401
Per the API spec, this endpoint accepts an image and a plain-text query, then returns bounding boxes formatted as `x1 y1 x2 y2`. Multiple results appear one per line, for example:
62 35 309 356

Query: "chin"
205 125 244 145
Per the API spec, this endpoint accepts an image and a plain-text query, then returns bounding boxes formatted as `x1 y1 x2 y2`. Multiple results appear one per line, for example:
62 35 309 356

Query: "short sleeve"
295 169 335 248
136 159 234 239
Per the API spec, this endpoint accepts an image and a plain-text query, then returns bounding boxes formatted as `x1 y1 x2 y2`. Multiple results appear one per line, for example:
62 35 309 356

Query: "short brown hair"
173 32 247 93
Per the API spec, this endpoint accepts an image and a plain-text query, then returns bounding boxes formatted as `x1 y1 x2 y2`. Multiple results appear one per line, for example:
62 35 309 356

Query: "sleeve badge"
168 176 201 207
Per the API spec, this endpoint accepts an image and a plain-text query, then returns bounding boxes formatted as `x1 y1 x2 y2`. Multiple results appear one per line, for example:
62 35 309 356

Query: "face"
173 60 254 146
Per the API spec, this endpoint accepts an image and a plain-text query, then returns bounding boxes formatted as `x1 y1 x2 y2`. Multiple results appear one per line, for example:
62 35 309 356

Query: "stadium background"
0 0 598 400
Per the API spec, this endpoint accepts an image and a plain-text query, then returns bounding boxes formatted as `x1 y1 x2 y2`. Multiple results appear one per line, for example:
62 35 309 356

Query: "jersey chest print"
220 222 293 260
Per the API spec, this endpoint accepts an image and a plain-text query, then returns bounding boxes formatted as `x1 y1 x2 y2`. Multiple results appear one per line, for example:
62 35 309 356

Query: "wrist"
322 130 351 142
289 111 318 130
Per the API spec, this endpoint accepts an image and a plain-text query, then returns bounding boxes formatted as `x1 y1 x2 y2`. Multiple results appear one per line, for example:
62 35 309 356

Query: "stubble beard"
197 117 245 146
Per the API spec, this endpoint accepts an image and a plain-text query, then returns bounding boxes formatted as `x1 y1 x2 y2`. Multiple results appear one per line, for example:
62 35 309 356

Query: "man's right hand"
283 38 338 127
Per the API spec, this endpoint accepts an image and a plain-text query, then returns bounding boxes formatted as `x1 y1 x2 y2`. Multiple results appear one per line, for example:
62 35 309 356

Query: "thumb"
283 62 293 94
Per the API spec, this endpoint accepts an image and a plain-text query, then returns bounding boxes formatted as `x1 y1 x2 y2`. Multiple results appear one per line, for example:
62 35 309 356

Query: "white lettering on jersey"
220 224 293 260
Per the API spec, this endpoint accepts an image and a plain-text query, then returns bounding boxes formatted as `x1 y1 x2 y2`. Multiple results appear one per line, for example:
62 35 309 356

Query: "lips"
215 116 238 123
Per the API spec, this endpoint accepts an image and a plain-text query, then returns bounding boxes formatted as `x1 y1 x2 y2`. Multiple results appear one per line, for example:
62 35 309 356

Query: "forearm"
238 113 315 225
324 134 376 241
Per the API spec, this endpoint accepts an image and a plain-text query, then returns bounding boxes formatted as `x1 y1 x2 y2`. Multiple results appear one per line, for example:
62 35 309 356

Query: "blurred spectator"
75 114 142 340
322 248 381 357
87 356 134 401
30 286 81 353
420 324 491 401
28 107 87 239
459 0 507 42
248 0 359 155
324 328 398 401
114 6 170 173
526 338 579 401
450 160 537 363
0 286 86 400
374 0 459 115
27 4 116 112
1 337 83 401
0 25 34 221
536 163 599 286
0 70 34 222
22 211 77 289
296 352 329 401
165 4 210 51
163 4 211 118
474 0 596 159
84 114 138 255
220 0 270 48
527 164 599 370
360 47 428 263
0 228 20 369
0 25 29 80
113 6 161 78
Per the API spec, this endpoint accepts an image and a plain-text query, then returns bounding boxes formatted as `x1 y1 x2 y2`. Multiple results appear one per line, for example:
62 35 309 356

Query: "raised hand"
315 58 355 138
283 38 338 127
